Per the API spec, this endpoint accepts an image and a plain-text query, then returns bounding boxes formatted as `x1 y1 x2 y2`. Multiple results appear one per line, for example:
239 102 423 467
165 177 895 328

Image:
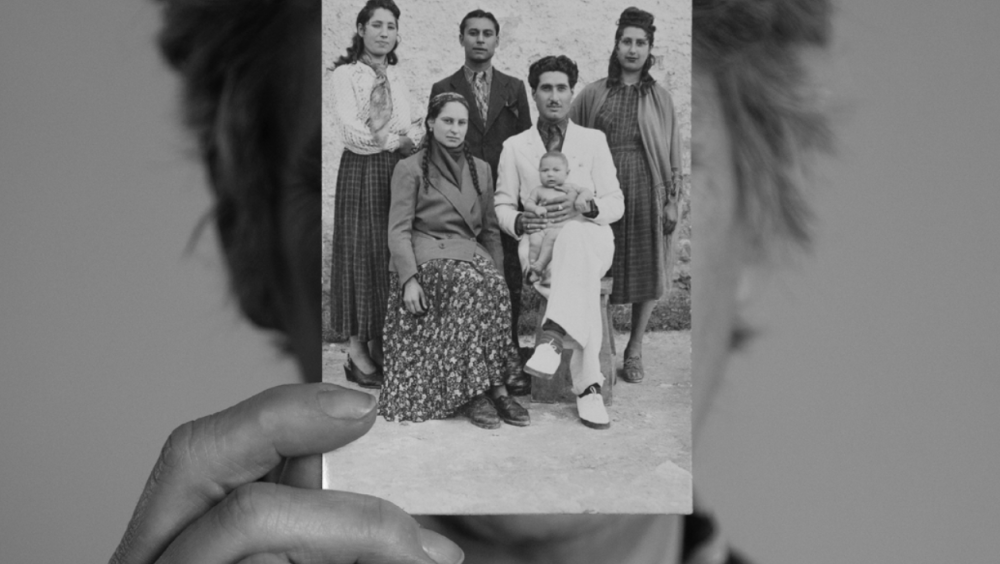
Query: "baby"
519 151 594 284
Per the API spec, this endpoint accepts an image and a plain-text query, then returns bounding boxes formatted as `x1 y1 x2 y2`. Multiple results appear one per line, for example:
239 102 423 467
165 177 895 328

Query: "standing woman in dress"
330 0 422 387
380 92 530 429
570 7 682 383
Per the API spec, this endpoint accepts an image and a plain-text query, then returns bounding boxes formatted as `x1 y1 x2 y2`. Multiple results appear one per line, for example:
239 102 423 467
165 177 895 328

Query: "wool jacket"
429 67 532 178
387 147 504 286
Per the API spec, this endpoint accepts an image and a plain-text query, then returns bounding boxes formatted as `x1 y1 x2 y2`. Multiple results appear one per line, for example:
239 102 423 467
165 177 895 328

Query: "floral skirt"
378 255 518 423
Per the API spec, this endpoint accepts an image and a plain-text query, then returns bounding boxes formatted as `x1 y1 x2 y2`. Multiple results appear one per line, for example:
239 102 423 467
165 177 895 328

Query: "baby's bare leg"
531 226 562 275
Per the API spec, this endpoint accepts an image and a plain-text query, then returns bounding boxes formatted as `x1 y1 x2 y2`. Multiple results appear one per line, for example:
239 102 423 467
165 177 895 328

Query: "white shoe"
577 391 610 429
524 340 562 379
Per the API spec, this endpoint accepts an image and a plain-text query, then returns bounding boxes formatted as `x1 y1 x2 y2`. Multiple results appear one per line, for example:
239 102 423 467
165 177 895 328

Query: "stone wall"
322 0 691 337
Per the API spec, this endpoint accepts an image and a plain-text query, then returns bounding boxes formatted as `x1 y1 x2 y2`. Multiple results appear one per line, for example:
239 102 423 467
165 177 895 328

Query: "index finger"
110 383 377 564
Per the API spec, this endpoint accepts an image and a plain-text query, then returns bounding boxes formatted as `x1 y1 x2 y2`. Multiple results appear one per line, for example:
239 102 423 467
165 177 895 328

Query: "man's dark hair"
527 55 579 91
459 9 499 35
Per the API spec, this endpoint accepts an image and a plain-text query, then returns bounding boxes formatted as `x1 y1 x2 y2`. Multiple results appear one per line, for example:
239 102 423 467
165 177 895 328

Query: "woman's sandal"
621 354 644 384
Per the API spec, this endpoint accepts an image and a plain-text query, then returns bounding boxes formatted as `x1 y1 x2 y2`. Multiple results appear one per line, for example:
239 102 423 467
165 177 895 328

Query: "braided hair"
332 0 401 68
607 7 658 92
421 92 482 196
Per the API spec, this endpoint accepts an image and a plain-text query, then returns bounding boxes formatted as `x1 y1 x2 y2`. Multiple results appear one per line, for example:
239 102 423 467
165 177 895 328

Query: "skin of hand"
538 186 583 224
403 277 429 315
110 383 463 564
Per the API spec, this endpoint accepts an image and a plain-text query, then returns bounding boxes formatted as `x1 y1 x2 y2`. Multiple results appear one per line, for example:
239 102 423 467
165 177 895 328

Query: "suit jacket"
429 68 532 178
387 149 504 286
494 121 625 239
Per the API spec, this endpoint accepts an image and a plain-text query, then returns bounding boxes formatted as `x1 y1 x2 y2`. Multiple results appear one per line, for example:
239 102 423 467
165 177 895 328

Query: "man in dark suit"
429 9 533 393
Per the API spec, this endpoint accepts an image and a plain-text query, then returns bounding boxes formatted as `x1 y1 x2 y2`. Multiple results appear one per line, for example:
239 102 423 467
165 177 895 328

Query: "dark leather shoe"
492 395 530 427
621 355 644 384
458 394 501 429
344 357 383 389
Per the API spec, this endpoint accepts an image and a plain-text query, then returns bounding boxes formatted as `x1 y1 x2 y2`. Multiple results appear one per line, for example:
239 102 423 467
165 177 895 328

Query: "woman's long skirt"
378 255 518 423
329 149 400 341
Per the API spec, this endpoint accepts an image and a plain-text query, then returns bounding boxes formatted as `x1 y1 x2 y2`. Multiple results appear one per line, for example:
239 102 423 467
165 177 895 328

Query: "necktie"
546 123 563 152
473 71 489 124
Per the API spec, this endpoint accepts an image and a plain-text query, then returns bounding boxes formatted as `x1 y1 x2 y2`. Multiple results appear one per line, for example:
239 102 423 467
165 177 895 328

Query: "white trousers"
541 221 614 396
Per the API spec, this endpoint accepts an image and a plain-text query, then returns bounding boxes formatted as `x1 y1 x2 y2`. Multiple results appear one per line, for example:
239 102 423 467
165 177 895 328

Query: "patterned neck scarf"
359 53 394 139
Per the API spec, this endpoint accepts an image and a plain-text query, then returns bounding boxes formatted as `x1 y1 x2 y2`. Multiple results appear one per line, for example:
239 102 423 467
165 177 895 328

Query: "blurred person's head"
155 0 832 548
155 0 322 382
691 0 832 427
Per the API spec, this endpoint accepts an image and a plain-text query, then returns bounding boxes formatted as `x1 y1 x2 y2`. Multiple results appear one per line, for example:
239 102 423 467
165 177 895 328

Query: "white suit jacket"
494 121 624 239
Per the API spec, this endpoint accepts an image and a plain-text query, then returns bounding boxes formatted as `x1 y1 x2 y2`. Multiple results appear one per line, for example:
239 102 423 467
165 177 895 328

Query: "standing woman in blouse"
570 7 683 384
330 0 422 387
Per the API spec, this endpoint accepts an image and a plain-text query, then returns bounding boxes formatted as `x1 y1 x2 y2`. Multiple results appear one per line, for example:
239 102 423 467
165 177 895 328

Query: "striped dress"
595 84 664 304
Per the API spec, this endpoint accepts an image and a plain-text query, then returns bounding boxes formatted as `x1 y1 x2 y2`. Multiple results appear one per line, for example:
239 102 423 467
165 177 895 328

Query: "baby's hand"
527 201 547 218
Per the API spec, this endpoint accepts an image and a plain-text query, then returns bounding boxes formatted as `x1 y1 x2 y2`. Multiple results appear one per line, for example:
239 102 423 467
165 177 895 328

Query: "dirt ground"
322 331 691 515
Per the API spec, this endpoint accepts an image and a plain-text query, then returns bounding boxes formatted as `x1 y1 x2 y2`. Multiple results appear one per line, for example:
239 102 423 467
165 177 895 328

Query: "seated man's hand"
519 208 549 235
539 187 583 224
110 383 462 564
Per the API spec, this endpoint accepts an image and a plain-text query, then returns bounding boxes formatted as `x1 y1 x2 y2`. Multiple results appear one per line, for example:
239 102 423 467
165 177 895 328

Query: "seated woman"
380 92 530 430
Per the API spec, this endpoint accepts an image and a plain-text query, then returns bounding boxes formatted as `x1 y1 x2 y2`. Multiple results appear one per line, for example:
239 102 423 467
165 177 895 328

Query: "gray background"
1 1 999 563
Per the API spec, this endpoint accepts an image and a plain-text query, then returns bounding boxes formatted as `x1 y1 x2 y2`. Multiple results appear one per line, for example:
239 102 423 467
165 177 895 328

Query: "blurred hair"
694 0 833 251
155 0 319 333
528 55 579 91
460 9 500 36
607 7 658 91
333 0 401 68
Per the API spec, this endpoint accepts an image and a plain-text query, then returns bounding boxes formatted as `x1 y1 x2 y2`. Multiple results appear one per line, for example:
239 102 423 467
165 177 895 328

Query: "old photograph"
322 0 692 514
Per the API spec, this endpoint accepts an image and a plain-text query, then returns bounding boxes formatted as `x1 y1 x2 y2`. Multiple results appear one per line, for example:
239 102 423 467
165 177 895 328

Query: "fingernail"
317 388 376 419
418 528 464 564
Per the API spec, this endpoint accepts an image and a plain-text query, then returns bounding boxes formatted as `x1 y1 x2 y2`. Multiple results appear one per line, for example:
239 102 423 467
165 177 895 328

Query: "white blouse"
331 62 424 155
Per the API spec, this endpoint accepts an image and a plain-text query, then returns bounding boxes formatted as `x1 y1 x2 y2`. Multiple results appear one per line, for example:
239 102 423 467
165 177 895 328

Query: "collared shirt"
463 65 493 95
536 117 569 152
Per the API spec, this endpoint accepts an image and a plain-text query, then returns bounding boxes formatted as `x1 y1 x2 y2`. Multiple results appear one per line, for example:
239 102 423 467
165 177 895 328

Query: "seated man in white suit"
494 55 625 429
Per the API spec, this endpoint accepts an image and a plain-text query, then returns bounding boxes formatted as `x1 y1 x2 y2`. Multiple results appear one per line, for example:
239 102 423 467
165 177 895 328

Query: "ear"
357 23 364 36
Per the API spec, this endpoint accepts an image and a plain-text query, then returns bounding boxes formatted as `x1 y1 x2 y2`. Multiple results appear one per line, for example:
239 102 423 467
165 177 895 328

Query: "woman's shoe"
344 356 384 389
621 354 644 384
491 395 530 427
457 394 501 429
